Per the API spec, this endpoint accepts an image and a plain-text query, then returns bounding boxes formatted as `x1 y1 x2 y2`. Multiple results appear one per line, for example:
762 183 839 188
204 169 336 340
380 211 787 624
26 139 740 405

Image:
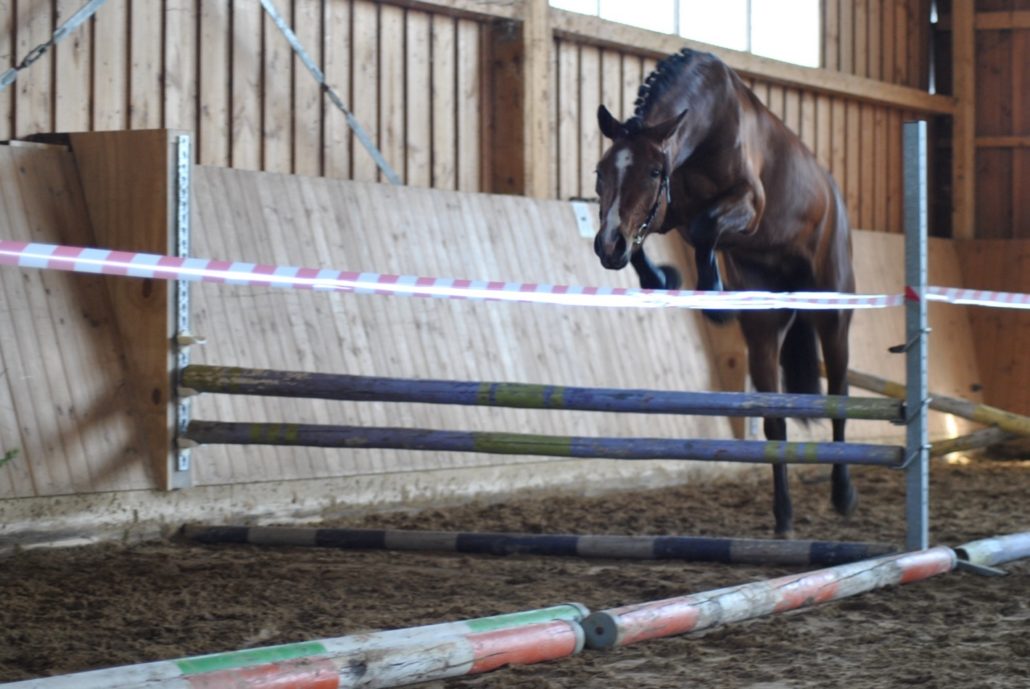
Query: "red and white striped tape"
1 240 1027 311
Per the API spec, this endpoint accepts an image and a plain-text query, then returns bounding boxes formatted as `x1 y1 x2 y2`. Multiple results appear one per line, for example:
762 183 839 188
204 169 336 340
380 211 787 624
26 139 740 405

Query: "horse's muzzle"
594 231 630 270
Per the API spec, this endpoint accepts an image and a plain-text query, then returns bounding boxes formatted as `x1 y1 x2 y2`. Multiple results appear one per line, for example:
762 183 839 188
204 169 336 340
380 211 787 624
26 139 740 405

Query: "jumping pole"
180 364 904 421
182 524 897 567
903 120 930 551
2 604 588 689
582 546 956 649
182 420 905 466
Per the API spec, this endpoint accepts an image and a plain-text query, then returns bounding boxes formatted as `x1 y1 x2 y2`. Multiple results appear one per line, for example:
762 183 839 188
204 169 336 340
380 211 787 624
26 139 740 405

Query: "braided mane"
624 48 699 134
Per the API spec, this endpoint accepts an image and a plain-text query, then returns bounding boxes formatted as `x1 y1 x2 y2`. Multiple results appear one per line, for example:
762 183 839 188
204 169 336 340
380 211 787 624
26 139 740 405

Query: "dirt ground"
1 457 1028 688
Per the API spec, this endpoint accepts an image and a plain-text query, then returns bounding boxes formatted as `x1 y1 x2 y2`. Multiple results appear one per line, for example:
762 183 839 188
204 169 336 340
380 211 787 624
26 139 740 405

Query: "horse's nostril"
613 233 627 257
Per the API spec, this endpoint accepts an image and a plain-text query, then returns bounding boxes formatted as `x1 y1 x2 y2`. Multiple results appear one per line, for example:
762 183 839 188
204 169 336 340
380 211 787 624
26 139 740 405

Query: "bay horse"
592 48 856 538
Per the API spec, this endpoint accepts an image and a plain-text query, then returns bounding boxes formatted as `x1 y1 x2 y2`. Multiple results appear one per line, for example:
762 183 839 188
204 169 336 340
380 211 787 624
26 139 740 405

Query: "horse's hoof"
659 265 682 290
832 485 859 517
774 528 796 540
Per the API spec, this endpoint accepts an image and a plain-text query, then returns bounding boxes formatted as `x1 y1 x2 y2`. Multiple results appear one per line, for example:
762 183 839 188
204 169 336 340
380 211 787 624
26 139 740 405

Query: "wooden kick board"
0 147 986 499
0 144 156 499
186 168 735 487
187 167 983 488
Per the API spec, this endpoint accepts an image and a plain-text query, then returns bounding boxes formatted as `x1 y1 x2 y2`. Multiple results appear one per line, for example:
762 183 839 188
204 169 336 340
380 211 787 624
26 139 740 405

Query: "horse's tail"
780 315 821 400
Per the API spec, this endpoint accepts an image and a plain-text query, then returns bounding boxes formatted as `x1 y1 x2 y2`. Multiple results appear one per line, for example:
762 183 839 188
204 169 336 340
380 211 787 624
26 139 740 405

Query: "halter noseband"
632 170 671 246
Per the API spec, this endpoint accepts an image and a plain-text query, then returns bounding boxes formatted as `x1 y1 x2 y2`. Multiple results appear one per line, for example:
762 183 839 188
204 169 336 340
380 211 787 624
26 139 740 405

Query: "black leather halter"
632 170 671 246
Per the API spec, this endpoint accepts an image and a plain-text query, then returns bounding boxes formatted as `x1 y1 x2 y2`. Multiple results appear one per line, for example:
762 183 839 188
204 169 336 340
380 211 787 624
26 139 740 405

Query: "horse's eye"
649 167 662 178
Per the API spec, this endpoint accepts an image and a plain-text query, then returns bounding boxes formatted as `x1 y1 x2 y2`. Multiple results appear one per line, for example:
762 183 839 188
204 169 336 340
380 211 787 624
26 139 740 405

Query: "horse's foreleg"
817 311 858 516
742 313 794 538
630 249 682 290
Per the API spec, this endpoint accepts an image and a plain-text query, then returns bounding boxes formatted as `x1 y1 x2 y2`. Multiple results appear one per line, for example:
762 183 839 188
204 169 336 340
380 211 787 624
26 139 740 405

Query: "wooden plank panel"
839 0 854 74
323 0 351 179
0 149 71 496
456 18 480 191
815 94 831 170
600 49 621 124
894 0 909 84
767 84 784 121
784 88 800 138
886 109 902 233
431 15 455 189
0 144 161 497
868 0 881 81
405 10 431 188
351 1 379 182
1014 29 1028 237
621 53 643 120
261 0 292 174
0 0 12 139
230 0 262 170
556 40 578 200
824 0 840 71
164 0 198 136
69 131 178 489
854 0 868 78
14 0 52 136
293 0 323 176
957 240 1030 414
578 45 600 198
873 106 887 231
881 0 896 85
976 149 1013 238
129 0 162 129
54 0 91 132
380 5 405 184
93 1 127 131
799 91 815 153
199 0 230 166
845 101 860 227
831 98 847 193
859 105 875 228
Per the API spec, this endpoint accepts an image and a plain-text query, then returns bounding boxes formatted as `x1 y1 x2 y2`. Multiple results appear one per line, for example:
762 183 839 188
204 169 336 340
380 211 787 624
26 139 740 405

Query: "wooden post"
482 1 551 198
67 131 181 490
522 0 552 198
951 0 976 238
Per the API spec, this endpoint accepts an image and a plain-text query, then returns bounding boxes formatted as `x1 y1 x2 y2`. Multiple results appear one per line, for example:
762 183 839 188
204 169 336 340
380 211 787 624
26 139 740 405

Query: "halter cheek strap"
632 171 671 246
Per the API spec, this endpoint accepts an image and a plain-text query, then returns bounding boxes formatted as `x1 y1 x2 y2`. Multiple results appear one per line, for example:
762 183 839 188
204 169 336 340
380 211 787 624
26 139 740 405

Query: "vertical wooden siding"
0 0 485 191
824 0 932 89
970 0 1030 239
2 0 947 233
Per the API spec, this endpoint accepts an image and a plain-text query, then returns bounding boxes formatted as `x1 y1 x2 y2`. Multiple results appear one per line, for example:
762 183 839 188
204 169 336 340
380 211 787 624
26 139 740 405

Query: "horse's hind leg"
817 310 858 516
741 312 794 537
630 248 682 289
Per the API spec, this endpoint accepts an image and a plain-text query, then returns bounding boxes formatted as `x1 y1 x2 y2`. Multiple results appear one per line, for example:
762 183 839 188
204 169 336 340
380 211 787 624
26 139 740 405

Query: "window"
550 0 821 68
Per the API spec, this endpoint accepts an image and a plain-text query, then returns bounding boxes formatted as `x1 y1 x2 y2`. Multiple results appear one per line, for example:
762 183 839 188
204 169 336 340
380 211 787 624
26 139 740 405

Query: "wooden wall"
935 0 1029 238
0 138 985 499
0 0 957 236
957 239 1030 415
0 0 487 189
823 0 932 88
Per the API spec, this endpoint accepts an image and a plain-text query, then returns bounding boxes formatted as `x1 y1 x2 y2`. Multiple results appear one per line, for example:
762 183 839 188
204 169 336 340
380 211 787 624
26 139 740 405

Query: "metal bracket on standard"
172 134 195 488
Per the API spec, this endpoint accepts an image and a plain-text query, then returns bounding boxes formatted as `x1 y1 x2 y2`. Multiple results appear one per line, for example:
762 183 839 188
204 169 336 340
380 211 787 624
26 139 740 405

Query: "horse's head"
593 105 686 270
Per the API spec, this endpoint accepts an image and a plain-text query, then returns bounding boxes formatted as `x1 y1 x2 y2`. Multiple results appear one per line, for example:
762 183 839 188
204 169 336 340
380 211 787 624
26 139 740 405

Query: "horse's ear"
597 105 627 140
648 109 689 144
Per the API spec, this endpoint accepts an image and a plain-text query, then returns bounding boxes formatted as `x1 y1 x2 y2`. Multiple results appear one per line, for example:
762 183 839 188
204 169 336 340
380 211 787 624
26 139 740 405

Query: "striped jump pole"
2 604 587 689
182 524 896 567
846 368 1030 438
955 532 1030 569
181 365 904 421
582 546 956 649
182 421 905 466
